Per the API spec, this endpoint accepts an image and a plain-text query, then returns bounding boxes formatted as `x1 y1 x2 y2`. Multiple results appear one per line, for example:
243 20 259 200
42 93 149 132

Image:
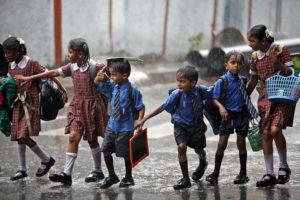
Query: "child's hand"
14 75 31 86
219 107 228 120
94 64 109 85
269 45 283 64
134 118 145 131
62 92 68 103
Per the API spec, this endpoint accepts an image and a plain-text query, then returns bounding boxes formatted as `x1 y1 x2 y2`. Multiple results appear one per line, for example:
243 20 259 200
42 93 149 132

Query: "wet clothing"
174 121 206 149
250 44 296 130
97 80 144 132
8 56 46 141
58 59 109 141
100 126 133 158
162 86 210 126
219 107 249 137
212 71 247 112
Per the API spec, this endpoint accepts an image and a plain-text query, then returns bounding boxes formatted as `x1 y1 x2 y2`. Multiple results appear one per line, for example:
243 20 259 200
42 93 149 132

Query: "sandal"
277 168 291 184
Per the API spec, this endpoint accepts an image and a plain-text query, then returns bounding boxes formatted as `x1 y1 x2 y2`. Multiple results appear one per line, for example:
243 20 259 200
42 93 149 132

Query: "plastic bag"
248 119 263 152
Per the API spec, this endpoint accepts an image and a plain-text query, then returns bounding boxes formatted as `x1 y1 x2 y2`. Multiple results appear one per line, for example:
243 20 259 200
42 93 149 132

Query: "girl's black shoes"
49 172 72 185
256 174 276 187
277 168 291 184
85 170 105 182
10 170 28 181
206 172 219 184
36 157 56 177
100 175 120 188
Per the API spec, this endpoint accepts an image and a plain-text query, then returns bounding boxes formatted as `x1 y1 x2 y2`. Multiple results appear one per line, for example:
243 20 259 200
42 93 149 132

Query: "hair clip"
82 44 87 49
265 29 273 38
16 37 25 45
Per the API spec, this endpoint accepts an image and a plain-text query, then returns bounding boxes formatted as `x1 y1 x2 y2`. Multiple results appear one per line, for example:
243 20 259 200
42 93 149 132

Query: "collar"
257 43 275 60
115 80 130 89
184 87 198 97
11 56 30 69
226 71 240 80
72 59 96 73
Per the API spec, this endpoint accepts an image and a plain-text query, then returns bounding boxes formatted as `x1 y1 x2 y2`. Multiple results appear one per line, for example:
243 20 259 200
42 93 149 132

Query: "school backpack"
128 84 141 120
70 60 109 110
168 75 246 135
39 78 65 121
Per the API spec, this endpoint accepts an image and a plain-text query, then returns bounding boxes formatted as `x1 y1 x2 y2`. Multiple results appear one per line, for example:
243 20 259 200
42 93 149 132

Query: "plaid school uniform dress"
8 57 45 141
59 63 108 141
250 44 296 130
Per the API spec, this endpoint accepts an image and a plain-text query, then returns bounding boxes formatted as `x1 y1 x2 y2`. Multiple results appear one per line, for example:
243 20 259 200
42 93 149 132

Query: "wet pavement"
1 62 300 200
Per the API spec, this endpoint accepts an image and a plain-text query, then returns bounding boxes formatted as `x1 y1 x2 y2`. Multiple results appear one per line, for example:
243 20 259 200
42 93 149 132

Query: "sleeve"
58 63 72 78
32 60 47 74
161 89 179 114
249 55 258 76
281 46 293 67
198 85 213 101
212 79 223 100
97 80 114 97
132 88 145 110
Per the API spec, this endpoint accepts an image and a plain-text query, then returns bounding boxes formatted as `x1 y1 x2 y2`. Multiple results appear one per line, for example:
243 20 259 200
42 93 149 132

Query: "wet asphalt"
0 63 300 200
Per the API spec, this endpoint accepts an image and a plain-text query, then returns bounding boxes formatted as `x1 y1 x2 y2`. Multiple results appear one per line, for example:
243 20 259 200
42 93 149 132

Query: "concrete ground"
0 61 299 200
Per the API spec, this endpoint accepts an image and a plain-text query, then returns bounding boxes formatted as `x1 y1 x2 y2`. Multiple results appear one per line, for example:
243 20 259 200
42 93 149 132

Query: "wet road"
0 78 300 199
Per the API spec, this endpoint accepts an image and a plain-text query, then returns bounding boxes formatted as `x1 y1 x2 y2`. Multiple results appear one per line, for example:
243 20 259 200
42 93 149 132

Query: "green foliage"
187 33 203 52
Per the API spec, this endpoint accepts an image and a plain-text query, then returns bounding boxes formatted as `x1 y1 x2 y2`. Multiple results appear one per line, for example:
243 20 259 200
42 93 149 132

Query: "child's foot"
10 170 28 181
85 171 105 182
206 172 219 184
119 176 135 188
173 178 191 190
256 174 276 187
36 156 56 177
192 160 208 181
233 173 249 184
49 172 72 185
277 168 291 184
100 175 120 189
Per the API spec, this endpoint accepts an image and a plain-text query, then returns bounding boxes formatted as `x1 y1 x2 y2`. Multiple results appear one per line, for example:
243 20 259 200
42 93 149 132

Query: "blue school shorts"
173 120 207 149
101 126 134 159
219 107 249 137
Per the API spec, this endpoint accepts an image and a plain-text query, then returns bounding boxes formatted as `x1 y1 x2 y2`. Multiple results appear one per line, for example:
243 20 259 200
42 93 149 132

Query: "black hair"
176 65 198 82
2 36 27 55
225 50 245 64
0 44 8 77
109 59 131 76
68 38 90 65
248 24 274 43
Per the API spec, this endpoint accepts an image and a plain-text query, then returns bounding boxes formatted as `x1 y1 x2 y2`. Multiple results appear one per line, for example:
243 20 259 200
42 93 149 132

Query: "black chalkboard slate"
129 128 149 168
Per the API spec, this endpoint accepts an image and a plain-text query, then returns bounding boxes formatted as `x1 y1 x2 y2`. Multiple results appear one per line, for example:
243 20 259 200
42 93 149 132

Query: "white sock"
63 152 77 175
17 144 26 172
30 144 50 169
277 148 289 175
264 154 274 178
91 146 102 173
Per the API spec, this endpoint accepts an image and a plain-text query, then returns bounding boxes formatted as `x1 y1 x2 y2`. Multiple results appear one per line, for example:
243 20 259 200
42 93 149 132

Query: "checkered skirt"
250 46 296 130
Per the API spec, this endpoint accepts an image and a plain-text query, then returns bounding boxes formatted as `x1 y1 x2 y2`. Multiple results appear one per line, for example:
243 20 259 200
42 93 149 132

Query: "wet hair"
68 38 90 65
0 44 8 76
225 50 245 64
248 24 274 43
176 65 198 82
109 59 131 76
2 36 27 55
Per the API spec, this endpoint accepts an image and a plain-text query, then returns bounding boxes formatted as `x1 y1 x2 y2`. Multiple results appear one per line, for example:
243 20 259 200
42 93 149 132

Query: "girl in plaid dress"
16 38 109 185
246 25 295 187
3 36 67 181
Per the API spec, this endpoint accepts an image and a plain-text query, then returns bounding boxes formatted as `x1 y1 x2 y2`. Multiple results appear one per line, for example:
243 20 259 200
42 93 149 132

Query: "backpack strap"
252 44 284 60
70 59 97 80
219 75 228 103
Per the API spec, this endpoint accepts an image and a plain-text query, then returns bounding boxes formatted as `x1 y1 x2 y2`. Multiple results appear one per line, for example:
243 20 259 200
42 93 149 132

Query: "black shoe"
119 176 135 188
36 157 56 177
173 178 191 190
233 173 249 184
10 170 28 181
206 172 219 184
49 172 72 186
277 168 291 184
256 174 276 187
192 160 208 181
85 171 105 182
100 175 120 189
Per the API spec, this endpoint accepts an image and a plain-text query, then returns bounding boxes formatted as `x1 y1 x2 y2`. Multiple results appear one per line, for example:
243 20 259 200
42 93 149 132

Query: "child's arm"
94 64 109 85
212 99 228 120
246 74 258 96
134 106 145 132
15 70 60 84
52 77 68 103
269 46 292 76
136 106 164 128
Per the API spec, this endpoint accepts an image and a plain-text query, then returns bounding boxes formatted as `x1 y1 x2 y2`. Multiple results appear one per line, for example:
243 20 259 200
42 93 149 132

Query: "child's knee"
178 143 187 154
69 132 81 144
217 141 227 152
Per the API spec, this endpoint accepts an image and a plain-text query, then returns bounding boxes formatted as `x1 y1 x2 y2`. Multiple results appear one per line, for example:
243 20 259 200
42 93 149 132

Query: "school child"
247 25 295 187
136 65 209 190
2 36 67 180
94 58 145 188
15 38 109 185
205 51 257 185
